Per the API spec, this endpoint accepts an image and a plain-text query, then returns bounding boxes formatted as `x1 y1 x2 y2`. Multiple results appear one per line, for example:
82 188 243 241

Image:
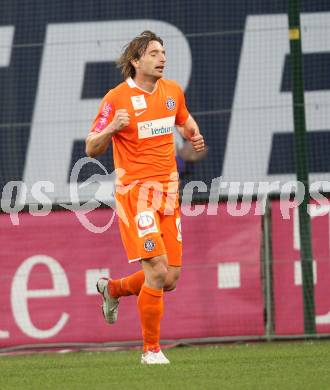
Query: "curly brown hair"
116 31 163 80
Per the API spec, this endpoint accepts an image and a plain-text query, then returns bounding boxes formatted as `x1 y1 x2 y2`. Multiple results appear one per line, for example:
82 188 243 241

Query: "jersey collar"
126 77 158 95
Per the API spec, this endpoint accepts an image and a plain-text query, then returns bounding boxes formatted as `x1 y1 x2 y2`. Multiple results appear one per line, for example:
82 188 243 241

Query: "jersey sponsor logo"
96 116 109 132
131 95 147 110
176 217 182 241
95 102 113 132
102 102 112 117
166 97 176 110
144 238 156 252
137 116 175 139
135 211 158 237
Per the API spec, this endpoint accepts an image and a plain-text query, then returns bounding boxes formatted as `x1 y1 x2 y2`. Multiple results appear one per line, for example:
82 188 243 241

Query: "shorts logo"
135 211 158 237
144 238 156 252
138 214 154 230
166 97 176 110
176 218 182 241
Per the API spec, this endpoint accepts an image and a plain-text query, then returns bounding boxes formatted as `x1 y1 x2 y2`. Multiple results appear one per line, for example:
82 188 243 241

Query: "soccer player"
85 31 204 364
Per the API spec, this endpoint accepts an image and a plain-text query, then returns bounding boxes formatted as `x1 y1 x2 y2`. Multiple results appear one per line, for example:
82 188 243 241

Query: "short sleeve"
175 83 190 126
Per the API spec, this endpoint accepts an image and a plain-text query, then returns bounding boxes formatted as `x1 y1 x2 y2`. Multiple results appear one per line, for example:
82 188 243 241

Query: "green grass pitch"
1 341 330 390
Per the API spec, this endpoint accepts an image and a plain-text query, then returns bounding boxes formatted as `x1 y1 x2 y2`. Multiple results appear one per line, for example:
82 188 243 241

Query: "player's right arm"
85 109 130 158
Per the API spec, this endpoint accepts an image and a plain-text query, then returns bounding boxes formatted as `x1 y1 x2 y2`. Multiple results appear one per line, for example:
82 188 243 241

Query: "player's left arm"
180 115 205 153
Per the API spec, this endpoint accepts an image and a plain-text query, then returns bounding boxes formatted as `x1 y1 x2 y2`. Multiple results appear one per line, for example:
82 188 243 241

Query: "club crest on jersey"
166 97 176 110
144 238 156 252
135 211 158 237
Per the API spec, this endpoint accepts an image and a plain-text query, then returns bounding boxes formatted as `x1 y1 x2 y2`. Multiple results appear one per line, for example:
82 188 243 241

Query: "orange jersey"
90 77 189 188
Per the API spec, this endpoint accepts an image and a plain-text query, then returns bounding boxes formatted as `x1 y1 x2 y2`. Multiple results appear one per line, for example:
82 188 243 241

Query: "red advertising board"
272 200 330 334
0 203 263 348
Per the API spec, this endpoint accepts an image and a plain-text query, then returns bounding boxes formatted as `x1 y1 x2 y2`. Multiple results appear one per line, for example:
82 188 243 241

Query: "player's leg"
137 204 182 364
109 270 145 297
138 254 170 364
164 266 181 291
135 198 182 364
161 202 182 291
96 270 145 324
103 261 180 298
97 185 168 316
104 186 161 298
105 252 181 303
124 209 182 295
96 187 149 324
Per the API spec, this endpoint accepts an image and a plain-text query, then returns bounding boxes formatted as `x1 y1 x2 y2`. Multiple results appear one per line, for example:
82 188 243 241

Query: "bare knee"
164 282 177 292
164 266 181 292
152 262 168 286
142 255 168 289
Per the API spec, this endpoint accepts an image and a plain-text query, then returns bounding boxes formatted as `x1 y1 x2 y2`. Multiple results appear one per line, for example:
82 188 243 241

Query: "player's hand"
108 109 130 134
187 128 205 152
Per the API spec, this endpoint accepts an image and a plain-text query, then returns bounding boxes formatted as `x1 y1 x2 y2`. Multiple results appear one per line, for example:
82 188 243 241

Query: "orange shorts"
115 184 182 266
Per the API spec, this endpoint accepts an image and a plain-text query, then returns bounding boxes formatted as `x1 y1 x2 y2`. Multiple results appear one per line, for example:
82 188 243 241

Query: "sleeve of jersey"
175 85 190 126
90 93 115 134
